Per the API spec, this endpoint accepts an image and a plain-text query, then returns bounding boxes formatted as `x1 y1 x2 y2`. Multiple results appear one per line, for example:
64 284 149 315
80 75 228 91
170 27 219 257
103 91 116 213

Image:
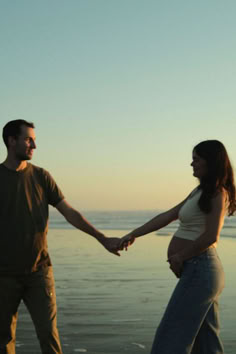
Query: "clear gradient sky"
1 0 236 210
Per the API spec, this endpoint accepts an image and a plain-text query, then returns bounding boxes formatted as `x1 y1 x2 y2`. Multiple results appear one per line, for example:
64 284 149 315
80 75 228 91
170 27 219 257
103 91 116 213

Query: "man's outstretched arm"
56 199 121 256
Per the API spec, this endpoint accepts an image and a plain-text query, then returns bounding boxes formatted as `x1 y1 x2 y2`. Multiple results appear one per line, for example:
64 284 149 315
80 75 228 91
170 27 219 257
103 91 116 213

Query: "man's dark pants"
0 266 62 354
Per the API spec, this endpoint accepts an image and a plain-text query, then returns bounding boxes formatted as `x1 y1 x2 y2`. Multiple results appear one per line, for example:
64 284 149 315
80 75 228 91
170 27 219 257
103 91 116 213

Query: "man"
0 119 121 353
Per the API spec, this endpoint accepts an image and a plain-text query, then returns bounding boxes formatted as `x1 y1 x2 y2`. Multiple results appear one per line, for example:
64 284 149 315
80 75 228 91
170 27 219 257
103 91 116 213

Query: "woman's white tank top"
174 188 207 241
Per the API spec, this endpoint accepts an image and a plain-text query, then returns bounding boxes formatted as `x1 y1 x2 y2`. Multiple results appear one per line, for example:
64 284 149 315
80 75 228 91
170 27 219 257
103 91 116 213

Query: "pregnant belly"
167 236 194 259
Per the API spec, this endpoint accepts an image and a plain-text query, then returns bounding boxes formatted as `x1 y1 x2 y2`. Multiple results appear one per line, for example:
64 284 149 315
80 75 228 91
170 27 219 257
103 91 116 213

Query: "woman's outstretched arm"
119 196 189 250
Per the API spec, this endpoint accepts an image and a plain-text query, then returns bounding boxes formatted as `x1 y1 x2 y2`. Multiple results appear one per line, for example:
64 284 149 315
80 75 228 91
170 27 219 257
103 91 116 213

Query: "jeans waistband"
185 247 217 263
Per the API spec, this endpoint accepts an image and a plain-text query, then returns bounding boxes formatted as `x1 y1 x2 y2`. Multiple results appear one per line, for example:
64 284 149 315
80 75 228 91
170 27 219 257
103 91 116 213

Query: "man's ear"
8 136 17 148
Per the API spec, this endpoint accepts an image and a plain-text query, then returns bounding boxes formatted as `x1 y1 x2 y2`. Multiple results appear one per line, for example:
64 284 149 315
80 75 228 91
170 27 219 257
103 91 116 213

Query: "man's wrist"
95 232 106 243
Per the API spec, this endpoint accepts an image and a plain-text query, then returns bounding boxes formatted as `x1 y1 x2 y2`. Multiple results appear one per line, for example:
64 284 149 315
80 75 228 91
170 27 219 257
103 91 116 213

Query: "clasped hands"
101 234 135 257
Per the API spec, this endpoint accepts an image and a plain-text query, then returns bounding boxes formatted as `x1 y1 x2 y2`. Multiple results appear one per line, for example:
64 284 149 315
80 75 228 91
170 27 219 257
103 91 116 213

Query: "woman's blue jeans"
151 248 225 354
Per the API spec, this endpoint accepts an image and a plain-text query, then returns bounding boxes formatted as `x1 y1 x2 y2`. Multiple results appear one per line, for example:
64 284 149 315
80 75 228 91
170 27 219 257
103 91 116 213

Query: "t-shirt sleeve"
43 169 65 207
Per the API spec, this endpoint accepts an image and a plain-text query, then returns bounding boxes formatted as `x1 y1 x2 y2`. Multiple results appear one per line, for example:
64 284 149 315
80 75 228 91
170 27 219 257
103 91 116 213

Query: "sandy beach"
16 229 236 354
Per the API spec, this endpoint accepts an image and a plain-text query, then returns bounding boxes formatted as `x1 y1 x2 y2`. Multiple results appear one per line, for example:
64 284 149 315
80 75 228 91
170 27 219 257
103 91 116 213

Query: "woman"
119 140 236 354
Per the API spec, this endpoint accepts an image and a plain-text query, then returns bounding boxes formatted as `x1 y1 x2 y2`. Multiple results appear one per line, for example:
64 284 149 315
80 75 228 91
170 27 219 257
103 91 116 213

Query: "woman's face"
191 150 208 179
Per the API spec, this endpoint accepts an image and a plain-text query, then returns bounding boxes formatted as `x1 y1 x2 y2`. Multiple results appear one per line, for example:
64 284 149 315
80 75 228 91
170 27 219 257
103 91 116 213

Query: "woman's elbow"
207 232 219 245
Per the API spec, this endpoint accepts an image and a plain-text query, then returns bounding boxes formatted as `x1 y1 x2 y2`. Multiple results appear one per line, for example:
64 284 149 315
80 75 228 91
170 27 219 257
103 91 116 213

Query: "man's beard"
16 151 32 161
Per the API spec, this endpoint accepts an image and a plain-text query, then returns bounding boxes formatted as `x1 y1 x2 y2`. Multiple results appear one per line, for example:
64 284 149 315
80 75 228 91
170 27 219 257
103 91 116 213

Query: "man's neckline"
1 162 30 173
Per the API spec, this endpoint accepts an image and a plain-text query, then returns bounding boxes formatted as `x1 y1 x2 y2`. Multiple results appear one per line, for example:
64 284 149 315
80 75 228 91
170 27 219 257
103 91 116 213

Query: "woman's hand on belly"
167 236 195 278
167 253 183 278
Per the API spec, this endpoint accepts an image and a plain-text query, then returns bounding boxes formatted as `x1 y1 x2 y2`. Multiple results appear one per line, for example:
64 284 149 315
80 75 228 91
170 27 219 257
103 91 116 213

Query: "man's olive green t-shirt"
0 163 64 275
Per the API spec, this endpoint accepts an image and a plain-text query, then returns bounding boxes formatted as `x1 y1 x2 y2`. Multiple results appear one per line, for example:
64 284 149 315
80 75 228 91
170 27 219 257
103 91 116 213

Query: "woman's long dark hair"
194 140 236 216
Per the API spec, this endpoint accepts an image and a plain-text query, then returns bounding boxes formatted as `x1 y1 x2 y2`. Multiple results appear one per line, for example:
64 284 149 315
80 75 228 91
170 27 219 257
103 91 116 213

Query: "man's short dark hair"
2 119 35 148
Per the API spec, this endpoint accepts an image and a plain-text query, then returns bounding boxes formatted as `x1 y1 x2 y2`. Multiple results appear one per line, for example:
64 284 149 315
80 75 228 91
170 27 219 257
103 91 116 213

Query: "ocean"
49 209 236 239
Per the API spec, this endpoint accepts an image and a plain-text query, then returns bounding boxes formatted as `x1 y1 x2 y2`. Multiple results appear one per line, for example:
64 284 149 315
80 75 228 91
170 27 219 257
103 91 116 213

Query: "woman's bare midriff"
167 236 216 259
167 236 194 259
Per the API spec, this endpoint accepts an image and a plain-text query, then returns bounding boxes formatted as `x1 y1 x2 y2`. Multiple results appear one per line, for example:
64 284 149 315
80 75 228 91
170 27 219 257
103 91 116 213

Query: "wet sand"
16 230 236 353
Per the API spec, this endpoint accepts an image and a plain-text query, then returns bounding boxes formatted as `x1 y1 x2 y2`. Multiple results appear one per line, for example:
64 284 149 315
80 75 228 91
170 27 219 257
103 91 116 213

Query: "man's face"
11 125 36 161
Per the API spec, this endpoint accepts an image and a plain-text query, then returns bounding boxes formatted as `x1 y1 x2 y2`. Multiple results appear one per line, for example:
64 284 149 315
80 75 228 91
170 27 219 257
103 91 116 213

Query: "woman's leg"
191 298 224 354
150 249 224 354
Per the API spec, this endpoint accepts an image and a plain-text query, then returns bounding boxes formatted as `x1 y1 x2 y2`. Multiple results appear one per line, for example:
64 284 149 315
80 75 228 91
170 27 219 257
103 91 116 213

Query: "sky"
1 0 236 210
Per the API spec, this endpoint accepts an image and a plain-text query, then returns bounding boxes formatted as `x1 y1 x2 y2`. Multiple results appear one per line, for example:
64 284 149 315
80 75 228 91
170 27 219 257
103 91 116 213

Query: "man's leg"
23 267 63 354
0 276 22 354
